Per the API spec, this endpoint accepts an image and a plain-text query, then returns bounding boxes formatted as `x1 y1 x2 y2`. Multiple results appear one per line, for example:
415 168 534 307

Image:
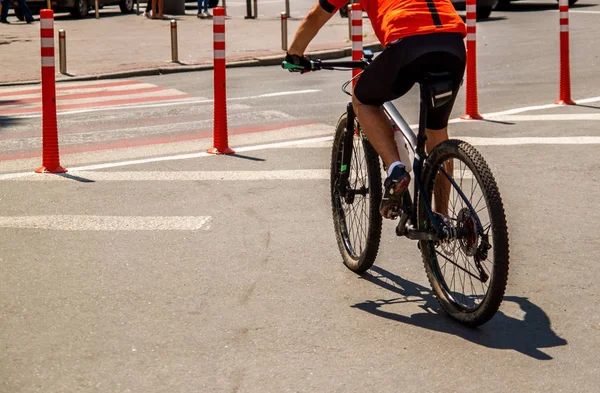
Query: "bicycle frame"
389 82 447 234
293 54 508 324
315 54 479 242
342 86 443 240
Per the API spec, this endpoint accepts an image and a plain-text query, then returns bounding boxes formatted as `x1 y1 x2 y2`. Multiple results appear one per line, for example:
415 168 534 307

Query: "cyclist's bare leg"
426 127 451 216
352 96 400 168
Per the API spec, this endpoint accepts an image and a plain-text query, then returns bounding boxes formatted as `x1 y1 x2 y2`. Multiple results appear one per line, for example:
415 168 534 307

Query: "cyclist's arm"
287 1 346 56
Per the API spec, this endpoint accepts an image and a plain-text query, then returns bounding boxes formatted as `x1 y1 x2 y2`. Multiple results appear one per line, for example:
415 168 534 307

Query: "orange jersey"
322 0 466 45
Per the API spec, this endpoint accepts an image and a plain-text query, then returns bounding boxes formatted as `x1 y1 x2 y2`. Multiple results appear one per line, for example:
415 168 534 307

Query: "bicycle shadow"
0 111 26 130
352 265 568 360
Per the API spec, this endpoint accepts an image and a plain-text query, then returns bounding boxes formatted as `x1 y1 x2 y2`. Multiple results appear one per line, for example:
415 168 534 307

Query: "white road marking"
575 96 600 104
3 131 600 181
3 169 478 181
449 96 600 120
70 136 335 171
0 136 334 180
571 10 600 14
279 141 333 149
461 136 600 145
6 89 321 119
6 170 331 181
252 90 320 98
0 216 213 231
1 94 600 180
480 114 600 121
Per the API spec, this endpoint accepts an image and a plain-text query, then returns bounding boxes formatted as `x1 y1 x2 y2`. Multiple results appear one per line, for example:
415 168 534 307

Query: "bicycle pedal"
388 206 402 219
380 200 403 220
395 212 411 236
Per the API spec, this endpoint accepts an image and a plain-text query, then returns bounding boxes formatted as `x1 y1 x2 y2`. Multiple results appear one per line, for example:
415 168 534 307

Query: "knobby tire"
418 139 510 326
330 114 383 273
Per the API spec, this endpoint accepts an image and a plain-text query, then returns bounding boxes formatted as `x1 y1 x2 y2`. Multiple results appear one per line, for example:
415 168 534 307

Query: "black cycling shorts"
354 32 466 130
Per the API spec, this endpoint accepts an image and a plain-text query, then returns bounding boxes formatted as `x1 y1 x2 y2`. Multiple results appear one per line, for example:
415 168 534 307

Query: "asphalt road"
1 2 600 392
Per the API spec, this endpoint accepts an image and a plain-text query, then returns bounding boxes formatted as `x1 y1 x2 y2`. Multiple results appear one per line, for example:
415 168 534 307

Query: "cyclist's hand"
283 53 312 73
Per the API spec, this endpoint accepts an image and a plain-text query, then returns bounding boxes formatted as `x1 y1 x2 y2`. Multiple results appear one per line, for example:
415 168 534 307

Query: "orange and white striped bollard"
461 0 482 120
351 3 362 90
555 0 575 105
35 9 67 174
208 7 234 155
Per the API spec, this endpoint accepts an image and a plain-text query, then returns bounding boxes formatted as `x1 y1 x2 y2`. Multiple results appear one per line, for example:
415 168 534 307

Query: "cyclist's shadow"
352 265 567 360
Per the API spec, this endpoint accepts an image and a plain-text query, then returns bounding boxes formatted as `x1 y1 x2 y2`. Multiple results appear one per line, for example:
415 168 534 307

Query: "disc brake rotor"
457 207 478 256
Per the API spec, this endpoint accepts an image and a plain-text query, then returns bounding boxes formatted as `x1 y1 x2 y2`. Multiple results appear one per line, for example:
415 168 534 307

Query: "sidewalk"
0 4 380 85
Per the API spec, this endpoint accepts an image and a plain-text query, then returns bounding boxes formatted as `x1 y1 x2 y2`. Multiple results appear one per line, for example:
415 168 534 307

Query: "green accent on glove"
282 61 306 70
341 164 347 172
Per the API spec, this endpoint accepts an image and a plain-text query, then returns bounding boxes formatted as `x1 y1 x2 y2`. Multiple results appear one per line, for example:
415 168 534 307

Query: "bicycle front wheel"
331 113 382 273
418 139 510 326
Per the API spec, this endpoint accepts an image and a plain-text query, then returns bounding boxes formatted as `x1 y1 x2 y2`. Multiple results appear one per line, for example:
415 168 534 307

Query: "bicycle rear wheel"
331 113 382 273
418 139 509 326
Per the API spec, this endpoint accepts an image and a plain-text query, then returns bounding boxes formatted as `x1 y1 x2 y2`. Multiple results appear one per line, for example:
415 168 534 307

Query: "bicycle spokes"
435 159 493 284
331 114 382 273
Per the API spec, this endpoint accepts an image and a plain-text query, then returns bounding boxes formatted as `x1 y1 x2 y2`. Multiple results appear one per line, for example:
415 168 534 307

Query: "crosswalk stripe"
0 86 170 108
0 80 194 116
54 80 144 91
0 110 300 154
0 80 143 98
0 93 195 116
0 83 172 103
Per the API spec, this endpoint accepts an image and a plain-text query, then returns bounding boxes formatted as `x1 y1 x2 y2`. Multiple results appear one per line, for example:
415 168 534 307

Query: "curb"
0 43 383 87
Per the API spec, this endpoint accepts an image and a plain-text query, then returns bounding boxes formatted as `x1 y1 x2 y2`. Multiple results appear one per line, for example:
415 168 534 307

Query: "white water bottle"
393 126 413 173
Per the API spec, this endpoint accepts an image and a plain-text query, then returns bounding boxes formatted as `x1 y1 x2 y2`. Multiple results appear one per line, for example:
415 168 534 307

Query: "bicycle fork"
337 103 359 202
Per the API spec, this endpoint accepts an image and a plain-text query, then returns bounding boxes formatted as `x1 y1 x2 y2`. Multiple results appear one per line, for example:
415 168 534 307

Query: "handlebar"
282 50 374 96
282 59 368 72
282 49 374 72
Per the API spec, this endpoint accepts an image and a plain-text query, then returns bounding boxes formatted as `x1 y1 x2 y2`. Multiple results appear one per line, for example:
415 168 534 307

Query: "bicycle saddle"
421 72 454 109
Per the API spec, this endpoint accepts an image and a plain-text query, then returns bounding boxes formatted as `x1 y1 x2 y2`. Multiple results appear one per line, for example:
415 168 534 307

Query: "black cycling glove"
284 53 313 73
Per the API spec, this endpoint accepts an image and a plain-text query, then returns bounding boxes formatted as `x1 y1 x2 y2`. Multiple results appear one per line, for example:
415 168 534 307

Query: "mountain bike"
283 51 509 327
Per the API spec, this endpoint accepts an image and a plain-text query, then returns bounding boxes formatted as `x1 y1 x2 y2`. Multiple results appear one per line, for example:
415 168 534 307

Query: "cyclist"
284 0 466 218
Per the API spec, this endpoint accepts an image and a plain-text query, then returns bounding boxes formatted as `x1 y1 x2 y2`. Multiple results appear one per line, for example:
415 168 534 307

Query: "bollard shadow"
1 100 21 106
456 116 515 126
0 112 25 129
229 153 266 162
351 265 568 360
53 172 95 183
574 104 600 110
480 118 516 125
